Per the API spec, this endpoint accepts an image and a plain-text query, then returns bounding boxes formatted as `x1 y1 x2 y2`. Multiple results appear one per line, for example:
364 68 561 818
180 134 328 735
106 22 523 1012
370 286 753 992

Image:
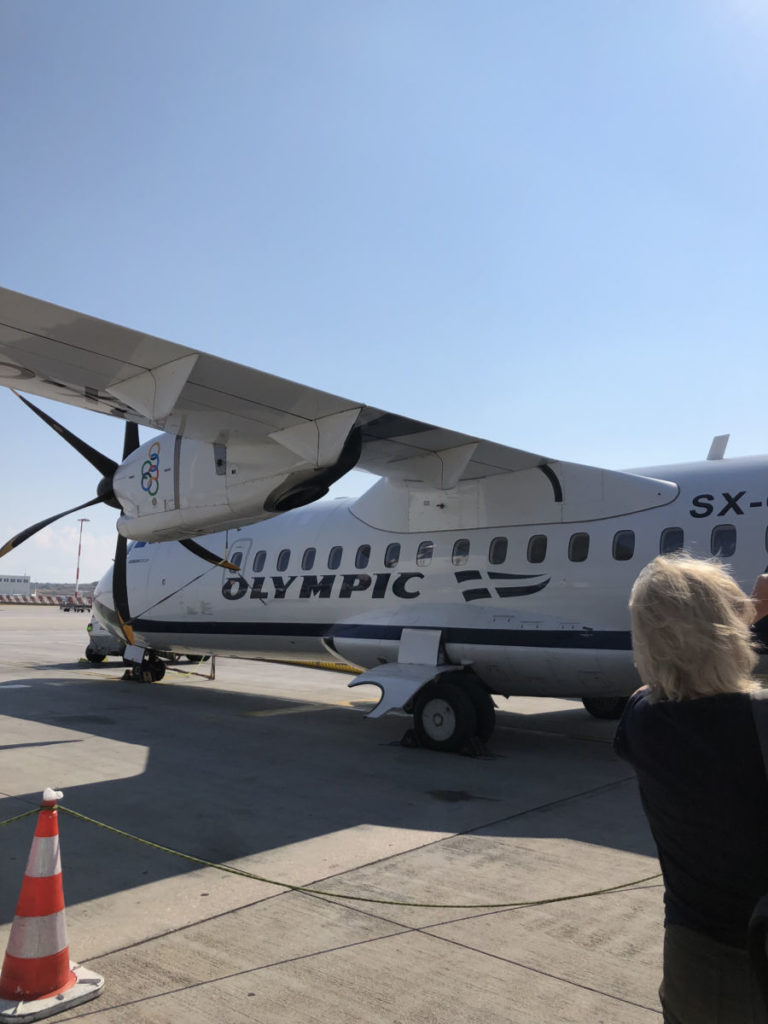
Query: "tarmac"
0 605 664 1022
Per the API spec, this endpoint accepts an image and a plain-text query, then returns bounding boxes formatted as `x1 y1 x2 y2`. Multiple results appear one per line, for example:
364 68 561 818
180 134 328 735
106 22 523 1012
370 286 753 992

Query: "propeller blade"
0 495 106 559
112 533 135 645
122 421 140 460
14 391 118 478
179 538 240 571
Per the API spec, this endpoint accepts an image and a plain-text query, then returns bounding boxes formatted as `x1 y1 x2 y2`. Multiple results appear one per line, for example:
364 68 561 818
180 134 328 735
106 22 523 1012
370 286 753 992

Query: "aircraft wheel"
581 696 628 720
462 679 496 742
85 646 106 664
413 681 478 753
130 659 166 683
149 659 166 682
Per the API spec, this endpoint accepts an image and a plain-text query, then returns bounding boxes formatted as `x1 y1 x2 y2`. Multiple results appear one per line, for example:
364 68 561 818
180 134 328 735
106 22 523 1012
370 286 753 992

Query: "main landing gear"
411 674 496 753
581 696 628 720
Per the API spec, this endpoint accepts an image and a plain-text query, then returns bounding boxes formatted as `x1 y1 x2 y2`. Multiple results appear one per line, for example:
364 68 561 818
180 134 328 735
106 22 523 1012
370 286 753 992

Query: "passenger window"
231 551 244 569
660 528 684 555
612 530 635 561
355 544 371 569
711 524 736 558
416 540 434 566
252 550 266 573
489 536 507 565
328 546 342 570
568 533 589 562
276 549 291 572
384 542 400 568
527 534 547 564
452 538 470 566
301 548 316 571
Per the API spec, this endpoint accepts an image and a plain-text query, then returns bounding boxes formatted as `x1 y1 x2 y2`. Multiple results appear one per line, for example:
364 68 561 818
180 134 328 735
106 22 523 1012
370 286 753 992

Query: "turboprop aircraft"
1 287 766 751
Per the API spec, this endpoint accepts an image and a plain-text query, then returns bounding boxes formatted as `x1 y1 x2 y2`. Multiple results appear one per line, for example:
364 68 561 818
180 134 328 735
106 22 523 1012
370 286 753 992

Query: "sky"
0 0 766 582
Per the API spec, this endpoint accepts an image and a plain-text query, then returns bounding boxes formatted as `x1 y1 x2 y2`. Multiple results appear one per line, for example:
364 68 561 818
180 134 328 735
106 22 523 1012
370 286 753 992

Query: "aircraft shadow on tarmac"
0 670 656 918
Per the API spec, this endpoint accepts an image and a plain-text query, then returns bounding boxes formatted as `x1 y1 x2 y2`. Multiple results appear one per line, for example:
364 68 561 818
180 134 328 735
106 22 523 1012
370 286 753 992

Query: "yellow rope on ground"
24 804 662 911
0 809 38 826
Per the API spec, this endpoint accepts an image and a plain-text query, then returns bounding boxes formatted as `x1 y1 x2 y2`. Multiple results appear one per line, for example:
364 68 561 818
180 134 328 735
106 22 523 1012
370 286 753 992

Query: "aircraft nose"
93 564 115 606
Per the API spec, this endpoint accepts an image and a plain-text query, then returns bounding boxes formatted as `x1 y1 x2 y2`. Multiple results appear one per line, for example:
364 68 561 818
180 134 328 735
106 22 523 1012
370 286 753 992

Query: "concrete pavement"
0 606 663 1022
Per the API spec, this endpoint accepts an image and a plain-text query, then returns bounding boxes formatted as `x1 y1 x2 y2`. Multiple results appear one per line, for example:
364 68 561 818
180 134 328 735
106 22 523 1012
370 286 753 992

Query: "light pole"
75 518 89 605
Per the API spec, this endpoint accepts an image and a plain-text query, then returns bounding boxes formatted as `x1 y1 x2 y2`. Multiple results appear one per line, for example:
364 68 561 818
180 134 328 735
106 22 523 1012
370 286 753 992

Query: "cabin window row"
234 523 748 574
242 538 509 572
246 542 415 572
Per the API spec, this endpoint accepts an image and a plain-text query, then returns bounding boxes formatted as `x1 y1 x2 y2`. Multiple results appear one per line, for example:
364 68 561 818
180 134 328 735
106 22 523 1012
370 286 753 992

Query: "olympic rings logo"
141 442 161 496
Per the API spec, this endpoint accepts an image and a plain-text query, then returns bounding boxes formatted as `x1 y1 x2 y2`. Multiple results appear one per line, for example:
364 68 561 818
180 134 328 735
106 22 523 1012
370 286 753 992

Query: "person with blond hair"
615 554 768 1023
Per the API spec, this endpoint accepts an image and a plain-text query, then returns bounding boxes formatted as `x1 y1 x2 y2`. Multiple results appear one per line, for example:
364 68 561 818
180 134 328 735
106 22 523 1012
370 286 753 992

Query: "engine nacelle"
112 409 362 542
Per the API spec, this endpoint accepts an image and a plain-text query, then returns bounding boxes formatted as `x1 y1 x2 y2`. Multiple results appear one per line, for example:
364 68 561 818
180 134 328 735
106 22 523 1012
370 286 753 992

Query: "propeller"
1 394 239 634
178 537 239 570
15 391 119 485
0 393 122 559
112 533 134 644
0 494 106 559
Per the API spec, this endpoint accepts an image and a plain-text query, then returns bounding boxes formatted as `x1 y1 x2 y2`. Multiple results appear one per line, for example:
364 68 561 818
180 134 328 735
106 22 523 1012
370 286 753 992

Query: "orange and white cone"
0 789 104 1022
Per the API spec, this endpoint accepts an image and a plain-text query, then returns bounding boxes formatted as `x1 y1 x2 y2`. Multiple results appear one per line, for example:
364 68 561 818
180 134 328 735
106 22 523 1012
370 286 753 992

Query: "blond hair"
629 554 758 702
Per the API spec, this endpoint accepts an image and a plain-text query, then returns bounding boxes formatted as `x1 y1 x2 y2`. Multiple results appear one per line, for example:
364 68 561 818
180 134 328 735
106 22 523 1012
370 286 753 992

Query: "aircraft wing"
0 287 676 512
0 287 546 478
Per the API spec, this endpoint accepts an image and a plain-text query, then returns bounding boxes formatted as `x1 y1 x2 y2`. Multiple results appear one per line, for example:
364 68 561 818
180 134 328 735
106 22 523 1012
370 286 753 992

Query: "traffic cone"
0 789 104 1022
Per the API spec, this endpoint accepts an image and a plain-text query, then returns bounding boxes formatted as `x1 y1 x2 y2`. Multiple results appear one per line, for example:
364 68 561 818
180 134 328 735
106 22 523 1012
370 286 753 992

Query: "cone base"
0 963 104 1023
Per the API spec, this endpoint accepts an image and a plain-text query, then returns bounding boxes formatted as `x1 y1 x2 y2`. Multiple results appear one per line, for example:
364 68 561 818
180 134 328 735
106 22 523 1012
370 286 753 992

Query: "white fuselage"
93 454 768 700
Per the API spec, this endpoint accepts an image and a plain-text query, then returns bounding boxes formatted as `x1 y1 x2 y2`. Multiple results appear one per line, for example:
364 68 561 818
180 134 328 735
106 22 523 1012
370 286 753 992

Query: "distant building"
0 575 31 596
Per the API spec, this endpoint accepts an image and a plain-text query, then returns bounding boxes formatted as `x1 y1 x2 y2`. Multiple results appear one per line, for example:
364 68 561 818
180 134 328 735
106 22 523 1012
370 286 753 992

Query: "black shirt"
614 687 768 947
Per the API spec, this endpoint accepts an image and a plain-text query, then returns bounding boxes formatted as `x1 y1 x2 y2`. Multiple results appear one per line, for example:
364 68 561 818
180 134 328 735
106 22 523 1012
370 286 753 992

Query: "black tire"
461 679 496 742
581 696 629 720
413 681 478 752
130 660 166 683
149 659 166 682
85 646 106 664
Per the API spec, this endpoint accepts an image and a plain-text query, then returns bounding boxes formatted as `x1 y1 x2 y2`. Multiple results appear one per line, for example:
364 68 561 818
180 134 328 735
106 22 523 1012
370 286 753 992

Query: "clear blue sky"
0 1 766 582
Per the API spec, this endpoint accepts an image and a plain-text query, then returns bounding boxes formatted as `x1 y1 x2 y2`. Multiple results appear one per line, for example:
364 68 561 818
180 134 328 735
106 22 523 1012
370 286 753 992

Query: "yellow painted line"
244 703 335 718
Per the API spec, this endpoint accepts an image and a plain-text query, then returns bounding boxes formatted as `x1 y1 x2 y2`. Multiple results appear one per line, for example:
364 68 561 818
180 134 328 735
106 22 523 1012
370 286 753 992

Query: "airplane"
1 286 766 752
